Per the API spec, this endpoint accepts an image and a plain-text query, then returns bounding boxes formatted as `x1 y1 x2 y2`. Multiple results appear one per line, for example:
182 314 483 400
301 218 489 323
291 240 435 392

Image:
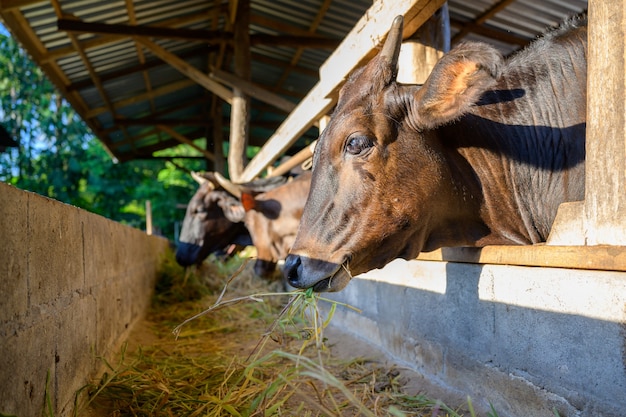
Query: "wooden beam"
85 79 196 119
240 0 446 182
209 67 296 113
65 48 207 92
43 10 224 63
417 245 626 272
57 18 339 48
156 125 215 161
115 117 211 127
58 18 232 43
100 97 208 134
134 37 233 104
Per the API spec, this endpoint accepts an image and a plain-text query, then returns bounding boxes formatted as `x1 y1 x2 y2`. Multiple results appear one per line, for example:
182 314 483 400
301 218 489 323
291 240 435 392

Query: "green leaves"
0 29 204 240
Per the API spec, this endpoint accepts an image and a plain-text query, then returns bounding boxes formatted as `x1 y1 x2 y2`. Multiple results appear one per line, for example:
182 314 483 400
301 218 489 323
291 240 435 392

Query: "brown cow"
175 172 285 267
284 15 587 292
239 171 312 277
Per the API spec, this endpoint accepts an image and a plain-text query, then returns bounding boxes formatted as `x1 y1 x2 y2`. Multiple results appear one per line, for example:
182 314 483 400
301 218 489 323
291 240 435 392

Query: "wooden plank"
584 0 626 245
417 245 626 272
134 37 233 104
240 0 445 182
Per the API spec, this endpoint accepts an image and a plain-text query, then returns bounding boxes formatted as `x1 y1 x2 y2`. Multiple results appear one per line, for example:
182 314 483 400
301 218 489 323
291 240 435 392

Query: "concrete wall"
326 258 626 417
0 182 170 417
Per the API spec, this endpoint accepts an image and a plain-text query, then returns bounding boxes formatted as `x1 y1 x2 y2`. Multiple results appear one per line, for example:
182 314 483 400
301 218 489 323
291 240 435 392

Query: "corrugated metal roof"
1 0 587 171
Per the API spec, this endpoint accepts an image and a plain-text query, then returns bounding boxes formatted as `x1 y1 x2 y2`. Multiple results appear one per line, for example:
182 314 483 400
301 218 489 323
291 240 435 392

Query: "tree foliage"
0 29 204 240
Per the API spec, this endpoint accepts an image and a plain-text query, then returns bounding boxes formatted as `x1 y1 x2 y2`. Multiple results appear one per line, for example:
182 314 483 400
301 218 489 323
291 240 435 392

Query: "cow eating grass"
175 172 286 267
241 171 312 278
217 171 312 279
284 15 587 292
176 171 312 283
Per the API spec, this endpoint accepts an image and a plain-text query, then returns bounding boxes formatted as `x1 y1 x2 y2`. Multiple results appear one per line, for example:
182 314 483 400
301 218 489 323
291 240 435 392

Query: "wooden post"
227 0 251 181
397 4 449 85
584 0 626 245
212 99 225 173
145 200 153 235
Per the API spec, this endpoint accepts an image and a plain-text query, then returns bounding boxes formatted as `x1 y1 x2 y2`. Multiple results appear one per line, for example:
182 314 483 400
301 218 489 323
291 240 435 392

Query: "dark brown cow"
284 15 587 292
240 171 312 277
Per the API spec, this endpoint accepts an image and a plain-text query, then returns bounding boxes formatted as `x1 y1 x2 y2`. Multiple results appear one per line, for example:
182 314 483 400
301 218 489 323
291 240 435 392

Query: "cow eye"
345 135 374 156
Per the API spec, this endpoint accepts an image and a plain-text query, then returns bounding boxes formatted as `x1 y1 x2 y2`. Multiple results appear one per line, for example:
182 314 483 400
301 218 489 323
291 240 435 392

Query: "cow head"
284 16 502 292
242 171 312 278
175 172 248 266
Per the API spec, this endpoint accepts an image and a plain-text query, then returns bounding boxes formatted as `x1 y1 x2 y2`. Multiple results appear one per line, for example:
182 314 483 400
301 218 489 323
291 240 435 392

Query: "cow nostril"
283 254 301 285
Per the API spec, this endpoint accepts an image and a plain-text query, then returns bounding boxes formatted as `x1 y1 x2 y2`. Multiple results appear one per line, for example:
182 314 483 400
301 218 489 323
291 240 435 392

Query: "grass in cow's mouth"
76 248 503 416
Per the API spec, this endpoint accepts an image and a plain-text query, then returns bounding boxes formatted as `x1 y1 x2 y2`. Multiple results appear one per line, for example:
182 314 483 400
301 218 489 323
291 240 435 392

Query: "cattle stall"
1 0 625 416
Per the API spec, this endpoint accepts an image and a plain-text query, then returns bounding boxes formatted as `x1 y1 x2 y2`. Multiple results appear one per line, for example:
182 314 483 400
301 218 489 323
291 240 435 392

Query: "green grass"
72 249 504 417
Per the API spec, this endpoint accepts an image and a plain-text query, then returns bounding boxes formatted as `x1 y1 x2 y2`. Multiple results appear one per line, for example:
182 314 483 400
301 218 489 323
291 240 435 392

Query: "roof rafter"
57 18 340 48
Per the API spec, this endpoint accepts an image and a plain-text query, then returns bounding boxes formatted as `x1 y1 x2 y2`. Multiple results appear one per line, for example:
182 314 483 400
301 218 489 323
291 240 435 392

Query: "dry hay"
75 249 497 417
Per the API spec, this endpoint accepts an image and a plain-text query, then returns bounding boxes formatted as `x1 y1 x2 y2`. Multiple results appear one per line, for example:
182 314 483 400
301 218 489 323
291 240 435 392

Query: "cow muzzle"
283 253 352 292
175 242 204 267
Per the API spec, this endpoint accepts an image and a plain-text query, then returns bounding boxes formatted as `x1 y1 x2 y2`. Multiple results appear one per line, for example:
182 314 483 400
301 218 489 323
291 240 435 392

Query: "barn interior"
3 1 626 417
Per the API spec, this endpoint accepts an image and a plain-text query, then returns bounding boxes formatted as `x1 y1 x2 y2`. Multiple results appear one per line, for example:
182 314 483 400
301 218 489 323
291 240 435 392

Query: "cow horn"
190 171 208 185
380 15 403 80
214 172 242 198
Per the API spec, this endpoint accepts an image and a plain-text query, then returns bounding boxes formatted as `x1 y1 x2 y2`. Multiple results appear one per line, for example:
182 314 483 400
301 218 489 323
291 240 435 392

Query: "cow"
284 15 587 292
175 171 286 267
240 171 312 277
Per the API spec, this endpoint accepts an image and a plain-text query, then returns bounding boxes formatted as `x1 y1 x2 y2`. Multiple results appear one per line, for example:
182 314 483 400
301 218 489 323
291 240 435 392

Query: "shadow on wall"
324 258 626 417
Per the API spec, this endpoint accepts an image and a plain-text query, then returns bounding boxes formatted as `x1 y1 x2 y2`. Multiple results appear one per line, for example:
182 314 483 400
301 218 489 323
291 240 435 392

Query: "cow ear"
241 192 257 212
413 42 503 129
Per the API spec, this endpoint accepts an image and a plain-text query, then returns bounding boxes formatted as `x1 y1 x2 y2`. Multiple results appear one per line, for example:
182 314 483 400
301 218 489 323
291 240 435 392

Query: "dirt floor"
77 253 477 417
